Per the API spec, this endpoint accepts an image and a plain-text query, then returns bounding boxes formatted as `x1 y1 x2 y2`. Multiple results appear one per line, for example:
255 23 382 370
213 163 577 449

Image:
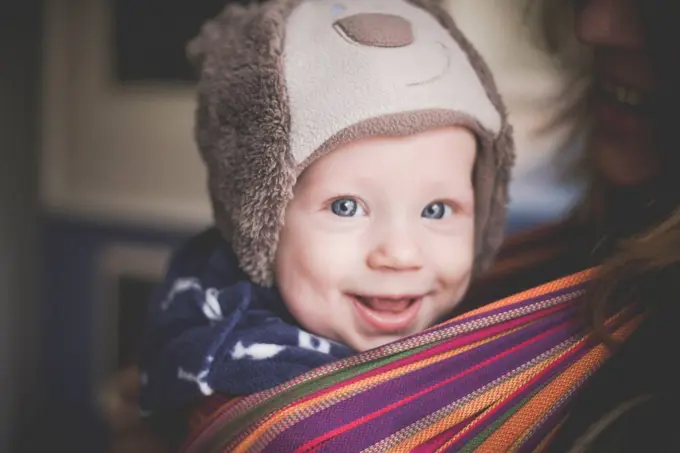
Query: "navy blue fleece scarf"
139 228 354 414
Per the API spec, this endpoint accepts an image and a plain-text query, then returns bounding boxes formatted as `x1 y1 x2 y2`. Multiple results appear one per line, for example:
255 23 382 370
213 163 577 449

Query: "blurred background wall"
38 0 224 449
1 1 43 451
2 0 590 451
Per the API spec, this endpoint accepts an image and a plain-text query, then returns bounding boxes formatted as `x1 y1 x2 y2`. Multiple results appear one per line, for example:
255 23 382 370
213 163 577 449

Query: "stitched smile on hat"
332 11 452 86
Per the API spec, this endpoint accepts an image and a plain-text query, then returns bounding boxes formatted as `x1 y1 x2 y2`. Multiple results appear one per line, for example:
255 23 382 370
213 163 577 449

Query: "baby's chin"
341 330 416 352
340 312 444 351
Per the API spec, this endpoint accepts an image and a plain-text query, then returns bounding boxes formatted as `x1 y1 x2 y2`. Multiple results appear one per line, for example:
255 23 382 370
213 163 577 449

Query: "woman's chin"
591 134 659 187
590 104 659 186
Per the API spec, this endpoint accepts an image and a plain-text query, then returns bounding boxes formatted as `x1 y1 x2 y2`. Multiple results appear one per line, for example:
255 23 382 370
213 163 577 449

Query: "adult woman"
553 0 678 450
463 0 678 307
465 0 680 450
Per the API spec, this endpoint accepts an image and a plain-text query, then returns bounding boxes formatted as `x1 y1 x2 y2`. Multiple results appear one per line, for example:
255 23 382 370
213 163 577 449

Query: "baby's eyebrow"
424 180 473 195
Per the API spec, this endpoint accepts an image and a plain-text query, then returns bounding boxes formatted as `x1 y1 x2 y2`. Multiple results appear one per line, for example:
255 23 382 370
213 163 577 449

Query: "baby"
139 0 514 415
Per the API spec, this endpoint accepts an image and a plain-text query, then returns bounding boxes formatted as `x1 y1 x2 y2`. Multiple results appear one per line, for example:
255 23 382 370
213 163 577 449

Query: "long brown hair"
587 208 680 345
528 0 680 339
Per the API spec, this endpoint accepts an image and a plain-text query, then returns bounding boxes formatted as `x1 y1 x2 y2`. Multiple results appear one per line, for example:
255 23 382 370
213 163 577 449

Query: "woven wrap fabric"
180 269 644 453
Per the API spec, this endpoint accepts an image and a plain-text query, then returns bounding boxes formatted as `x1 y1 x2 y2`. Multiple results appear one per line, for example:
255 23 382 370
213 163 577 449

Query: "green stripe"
196 284 592 453
205 342 436 452
458 388 542 452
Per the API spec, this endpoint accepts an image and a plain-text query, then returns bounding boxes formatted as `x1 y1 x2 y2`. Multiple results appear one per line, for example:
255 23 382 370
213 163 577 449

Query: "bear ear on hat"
186 1 258 73
186 34 208 73
185 12 229 73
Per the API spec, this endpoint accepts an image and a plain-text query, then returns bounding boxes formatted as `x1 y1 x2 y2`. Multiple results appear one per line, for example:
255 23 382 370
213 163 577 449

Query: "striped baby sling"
180 269 644 452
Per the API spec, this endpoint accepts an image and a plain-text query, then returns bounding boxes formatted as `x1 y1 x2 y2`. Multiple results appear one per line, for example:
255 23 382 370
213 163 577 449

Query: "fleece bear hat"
188 0 515 286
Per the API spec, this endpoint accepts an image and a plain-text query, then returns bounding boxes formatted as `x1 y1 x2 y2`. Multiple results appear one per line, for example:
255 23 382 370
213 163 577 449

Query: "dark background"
117 275 158 368
113 0 227 82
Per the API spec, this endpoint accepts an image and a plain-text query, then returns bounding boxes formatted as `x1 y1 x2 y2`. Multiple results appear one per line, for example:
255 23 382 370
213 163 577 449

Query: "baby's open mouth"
354 296 417 313
350 295 423 333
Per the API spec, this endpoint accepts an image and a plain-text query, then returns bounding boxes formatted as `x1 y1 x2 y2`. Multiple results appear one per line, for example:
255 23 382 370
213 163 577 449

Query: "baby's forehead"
295 128 477 192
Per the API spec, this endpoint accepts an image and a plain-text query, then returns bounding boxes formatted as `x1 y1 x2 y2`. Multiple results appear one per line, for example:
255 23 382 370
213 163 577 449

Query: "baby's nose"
366 229 423 272
333 13 413 48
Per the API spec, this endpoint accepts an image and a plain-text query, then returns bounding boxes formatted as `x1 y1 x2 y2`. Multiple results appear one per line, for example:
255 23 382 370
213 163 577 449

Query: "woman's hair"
528 0 680 340
587 208 680 345
524 0 592 134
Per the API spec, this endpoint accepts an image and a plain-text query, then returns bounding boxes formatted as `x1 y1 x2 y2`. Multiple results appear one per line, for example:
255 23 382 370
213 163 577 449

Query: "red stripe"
190 303 575 452
188 294 579 451
448 335 590 449
444 309 639 451
292 319 576 453
182 395 240 450
278 301 573 417
410 414 479 453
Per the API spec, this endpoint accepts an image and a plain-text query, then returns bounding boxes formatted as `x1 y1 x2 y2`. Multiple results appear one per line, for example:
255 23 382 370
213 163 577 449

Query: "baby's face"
275 127 476 351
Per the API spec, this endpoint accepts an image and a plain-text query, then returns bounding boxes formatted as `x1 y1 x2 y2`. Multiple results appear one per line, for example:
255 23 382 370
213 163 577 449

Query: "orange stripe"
207 268 592 446
205 269 597 452
532 417 567 453
232 329 519 453
477 315 643 452
186 396 243 445
432 269 595 328
432 334 590 453
384 363 548 453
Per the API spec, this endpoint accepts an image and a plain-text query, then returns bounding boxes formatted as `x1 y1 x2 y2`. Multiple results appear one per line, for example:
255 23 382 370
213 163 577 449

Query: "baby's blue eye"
331 198 364 217
422 202 452 219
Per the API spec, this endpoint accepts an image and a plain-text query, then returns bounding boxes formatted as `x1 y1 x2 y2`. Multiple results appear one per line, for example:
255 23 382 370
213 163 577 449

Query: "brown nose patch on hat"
333 13 414 48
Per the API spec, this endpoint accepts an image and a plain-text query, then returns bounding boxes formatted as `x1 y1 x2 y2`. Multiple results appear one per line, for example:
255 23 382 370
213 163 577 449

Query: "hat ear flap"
190 0 300 286
476 123 515 273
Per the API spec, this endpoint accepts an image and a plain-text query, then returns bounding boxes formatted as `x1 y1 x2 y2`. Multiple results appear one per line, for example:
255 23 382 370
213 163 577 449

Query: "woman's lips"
593 93 654 145
350 295 422 333
597 79 649 109
592 78 656 140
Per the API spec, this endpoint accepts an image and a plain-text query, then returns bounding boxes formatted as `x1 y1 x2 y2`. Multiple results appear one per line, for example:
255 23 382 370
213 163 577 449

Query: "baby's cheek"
278 240 348 308
435 236 474 272
307 237 359 274
436 248 474 301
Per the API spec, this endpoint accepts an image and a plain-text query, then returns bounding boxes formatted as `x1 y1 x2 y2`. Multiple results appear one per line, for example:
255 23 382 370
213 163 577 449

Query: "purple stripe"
518 401 570 453
518 313 640 452
261 306 579 453
446 340 591 452
426 283 585 337
517 338 603 452
315 313 584 453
